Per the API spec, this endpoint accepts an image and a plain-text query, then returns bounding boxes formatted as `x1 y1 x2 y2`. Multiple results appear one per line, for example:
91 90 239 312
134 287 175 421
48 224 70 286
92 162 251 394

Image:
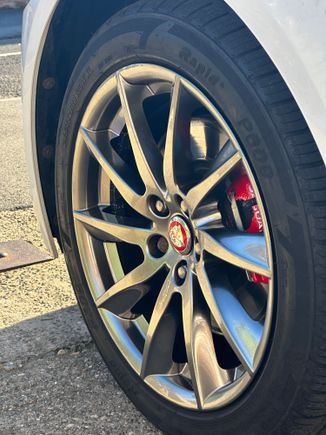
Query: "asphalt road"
0 14 159 435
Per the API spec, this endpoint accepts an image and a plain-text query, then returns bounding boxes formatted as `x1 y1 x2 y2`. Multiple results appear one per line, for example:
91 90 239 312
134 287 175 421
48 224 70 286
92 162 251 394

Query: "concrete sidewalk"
0 20 158 433
0 208 159 434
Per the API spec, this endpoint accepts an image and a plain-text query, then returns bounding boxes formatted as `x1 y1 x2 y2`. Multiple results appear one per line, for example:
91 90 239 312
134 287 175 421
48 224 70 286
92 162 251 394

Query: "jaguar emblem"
168 216 192 254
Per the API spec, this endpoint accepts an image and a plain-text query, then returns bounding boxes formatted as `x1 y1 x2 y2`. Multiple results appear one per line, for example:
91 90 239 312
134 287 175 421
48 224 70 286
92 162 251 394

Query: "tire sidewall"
56 12 314 435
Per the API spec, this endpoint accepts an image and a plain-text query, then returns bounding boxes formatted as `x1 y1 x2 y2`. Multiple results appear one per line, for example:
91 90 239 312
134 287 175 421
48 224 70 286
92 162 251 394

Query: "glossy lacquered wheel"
56 1 326 434
72 64 273 410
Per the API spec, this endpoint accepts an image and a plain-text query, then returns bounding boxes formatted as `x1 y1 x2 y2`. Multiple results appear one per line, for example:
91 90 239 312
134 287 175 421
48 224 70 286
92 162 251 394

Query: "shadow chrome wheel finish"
71 64 274 411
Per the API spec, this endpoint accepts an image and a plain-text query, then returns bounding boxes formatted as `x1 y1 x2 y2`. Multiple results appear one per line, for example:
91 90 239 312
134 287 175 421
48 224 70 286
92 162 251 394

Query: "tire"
55 1 326 434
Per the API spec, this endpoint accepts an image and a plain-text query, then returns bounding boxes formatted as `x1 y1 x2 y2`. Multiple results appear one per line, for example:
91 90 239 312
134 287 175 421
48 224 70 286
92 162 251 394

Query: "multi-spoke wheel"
71 65 273 410
55 1 326 434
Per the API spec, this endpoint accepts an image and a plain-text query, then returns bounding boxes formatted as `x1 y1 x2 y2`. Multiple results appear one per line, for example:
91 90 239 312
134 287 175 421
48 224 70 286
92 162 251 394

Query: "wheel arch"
225 0 326 162
35 0 137 247
34 0 326 252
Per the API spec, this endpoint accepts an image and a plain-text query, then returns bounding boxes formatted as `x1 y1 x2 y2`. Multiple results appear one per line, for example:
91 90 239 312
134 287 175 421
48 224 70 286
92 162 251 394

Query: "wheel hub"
167 215 192 255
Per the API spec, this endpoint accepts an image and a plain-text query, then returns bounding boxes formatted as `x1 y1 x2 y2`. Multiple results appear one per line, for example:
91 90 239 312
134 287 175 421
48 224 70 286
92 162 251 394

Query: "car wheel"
55 1 326 434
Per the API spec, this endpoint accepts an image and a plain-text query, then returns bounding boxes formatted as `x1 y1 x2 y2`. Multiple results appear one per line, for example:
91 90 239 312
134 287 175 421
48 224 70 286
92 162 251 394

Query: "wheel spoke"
141 270 177 378
200 229 271 278
116 73 164 195
96 257 164 316
163 76 182 196
197 264 263 374
163 77 198 198
73 208 152 247
75 63 277 410
182 271 231 409
186 141 241 214
80 126 151 218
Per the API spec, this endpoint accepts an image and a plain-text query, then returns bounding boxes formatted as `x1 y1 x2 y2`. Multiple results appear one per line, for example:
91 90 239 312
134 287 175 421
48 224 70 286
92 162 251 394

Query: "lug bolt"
177 265 187 280
155 199 165 214
195 243 201 257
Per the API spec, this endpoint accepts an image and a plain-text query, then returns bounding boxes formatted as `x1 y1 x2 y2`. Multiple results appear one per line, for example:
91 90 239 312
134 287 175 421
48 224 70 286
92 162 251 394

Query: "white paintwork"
22 0 326 254
22 0 59 257
225 0 326 164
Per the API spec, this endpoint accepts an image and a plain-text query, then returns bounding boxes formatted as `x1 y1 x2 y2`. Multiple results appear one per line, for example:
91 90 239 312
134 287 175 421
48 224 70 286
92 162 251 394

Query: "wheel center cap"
168 216 192 255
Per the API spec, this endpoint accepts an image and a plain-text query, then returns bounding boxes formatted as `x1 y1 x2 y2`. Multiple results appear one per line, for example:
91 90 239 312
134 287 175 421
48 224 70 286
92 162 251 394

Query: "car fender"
23 0 326 256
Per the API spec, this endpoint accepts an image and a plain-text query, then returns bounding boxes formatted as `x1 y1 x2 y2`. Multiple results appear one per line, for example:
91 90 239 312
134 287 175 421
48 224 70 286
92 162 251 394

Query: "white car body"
22 0 326 257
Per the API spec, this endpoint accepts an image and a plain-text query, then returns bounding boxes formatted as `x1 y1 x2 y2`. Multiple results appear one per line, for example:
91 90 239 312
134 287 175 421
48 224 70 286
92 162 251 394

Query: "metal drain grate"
0 240 52 272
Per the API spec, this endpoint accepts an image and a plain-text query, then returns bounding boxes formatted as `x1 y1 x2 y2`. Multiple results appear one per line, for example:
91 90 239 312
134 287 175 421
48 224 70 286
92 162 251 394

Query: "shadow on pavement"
0 305 159 434
0 305 91 366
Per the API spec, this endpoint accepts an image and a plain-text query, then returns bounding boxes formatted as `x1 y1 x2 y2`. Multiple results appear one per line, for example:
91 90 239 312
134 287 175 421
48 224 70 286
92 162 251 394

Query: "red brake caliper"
227 170 268 284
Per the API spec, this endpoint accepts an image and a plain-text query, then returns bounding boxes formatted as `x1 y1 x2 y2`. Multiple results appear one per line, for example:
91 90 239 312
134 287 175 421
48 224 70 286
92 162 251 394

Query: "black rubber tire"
55 1 326 434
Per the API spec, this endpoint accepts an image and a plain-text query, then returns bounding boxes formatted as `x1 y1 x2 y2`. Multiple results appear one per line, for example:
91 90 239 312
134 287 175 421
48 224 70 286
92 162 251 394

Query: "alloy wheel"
72 64 274 410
